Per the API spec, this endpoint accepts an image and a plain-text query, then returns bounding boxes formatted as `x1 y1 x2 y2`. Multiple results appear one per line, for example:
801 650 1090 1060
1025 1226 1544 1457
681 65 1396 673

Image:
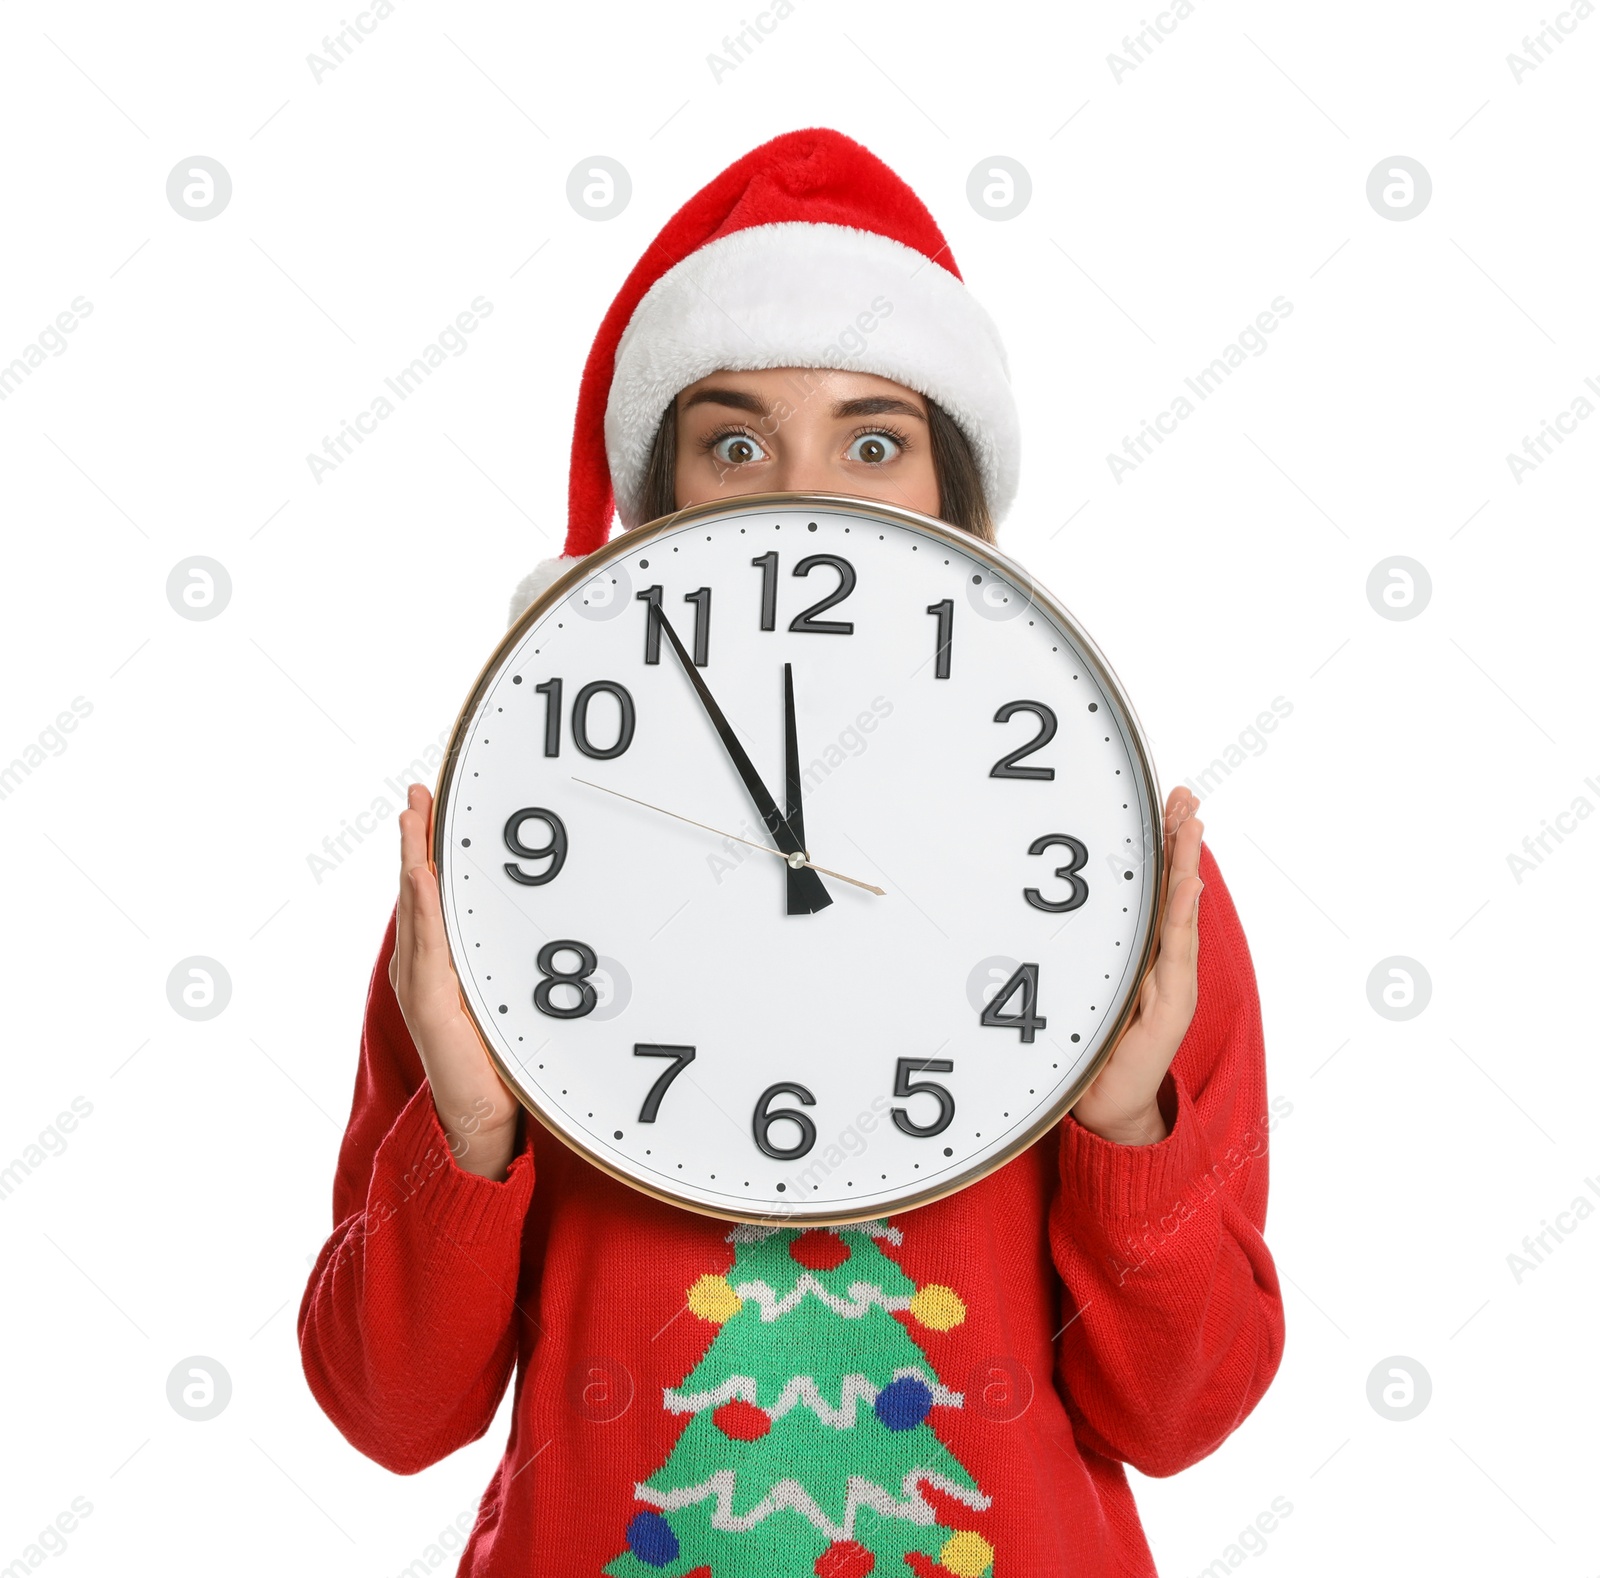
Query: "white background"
2 1 1595 1574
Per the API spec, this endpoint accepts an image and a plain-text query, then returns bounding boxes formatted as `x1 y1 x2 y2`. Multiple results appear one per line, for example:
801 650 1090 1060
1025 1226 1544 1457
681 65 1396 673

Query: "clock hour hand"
654 610 833 914
782 662 825 916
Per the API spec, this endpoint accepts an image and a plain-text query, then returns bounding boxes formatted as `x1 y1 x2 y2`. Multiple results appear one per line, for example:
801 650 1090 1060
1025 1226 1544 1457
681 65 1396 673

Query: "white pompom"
507 554 586 628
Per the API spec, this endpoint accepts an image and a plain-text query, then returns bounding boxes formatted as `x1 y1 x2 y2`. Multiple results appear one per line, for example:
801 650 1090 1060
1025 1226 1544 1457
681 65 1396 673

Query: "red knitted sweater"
298 839 1284 1576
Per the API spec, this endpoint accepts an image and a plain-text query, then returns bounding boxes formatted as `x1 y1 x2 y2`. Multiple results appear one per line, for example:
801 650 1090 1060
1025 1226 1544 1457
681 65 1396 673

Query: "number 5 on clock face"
433 494 1163 1225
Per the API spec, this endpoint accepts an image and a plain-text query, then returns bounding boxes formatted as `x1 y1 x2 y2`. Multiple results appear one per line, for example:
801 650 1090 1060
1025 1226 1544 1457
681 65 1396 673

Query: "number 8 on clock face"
432 493 1163 1225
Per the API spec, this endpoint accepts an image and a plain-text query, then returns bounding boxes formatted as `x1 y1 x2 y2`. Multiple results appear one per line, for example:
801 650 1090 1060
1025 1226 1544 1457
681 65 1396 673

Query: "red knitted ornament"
788 1229 851 1272
711 1398 771 1441
816 1539 876 1577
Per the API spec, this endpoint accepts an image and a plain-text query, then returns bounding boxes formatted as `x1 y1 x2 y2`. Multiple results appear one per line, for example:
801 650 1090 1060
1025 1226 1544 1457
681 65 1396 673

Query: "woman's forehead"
677 366 928 414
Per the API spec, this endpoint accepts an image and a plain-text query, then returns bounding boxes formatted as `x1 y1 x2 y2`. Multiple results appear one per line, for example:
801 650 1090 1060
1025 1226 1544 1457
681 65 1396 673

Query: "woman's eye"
711 432 768 465
846 431 902 465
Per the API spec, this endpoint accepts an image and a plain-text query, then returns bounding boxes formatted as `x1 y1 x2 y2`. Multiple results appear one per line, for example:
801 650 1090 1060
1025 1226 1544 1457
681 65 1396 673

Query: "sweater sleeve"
297 900 538 1475
1047 840 1286 1479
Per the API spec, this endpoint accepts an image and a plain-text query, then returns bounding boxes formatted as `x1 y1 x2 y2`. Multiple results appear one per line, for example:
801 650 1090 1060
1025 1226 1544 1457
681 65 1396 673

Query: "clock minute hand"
654 610 833 914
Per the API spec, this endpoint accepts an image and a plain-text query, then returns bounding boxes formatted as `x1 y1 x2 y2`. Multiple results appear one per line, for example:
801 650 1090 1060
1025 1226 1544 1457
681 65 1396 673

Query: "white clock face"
435 495 1161 1224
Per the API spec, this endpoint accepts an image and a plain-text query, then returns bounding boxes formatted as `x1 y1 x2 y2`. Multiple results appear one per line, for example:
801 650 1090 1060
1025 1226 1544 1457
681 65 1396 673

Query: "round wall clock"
432 493 1164 1225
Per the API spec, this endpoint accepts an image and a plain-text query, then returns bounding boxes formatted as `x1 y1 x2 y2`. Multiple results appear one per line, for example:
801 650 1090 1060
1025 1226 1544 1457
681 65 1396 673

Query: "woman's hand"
390 782 523 1180
1069 786 1204 1146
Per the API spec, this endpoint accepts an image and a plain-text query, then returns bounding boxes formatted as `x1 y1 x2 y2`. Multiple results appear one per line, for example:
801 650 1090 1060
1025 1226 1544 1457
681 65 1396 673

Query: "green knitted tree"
604 1221 996 1578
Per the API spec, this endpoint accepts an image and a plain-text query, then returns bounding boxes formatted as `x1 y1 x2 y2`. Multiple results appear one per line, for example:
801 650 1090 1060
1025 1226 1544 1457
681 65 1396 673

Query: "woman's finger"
1160 788 1181 884
1170 801 1202 886
409 854 453 980
1150 814 1203 1008
1158 787 1195 909
394 786 430 992
1162 785 1188 836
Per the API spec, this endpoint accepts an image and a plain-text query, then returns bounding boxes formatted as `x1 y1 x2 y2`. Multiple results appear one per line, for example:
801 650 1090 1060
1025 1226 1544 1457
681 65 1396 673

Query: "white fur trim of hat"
507 554 586 628
602 221 1019 532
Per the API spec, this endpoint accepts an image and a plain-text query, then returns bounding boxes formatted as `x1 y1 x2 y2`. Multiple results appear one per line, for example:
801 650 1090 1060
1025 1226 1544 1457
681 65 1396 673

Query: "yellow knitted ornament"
686 1272 742 1324
908 1283 966 1331
940 1530 995 1576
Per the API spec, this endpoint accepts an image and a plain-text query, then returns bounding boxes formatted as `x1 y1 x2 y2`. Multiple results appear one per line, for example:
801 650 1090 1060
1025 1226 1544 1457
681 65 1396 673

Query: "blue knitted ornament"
626 1510 680 1567
874 1375 934 1431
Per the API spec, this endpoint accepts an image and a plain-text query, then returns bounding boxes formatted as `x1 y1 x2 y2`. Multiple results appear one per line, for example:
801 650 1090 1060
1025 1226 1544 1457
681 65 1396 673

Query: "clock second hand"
570 777 886 896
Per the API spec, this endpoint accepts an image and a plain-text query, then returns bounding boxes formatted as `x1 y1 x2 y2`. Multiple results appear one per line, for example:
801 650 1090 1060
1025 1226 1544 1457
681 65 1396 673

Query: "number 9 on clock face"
432 494 1163 1224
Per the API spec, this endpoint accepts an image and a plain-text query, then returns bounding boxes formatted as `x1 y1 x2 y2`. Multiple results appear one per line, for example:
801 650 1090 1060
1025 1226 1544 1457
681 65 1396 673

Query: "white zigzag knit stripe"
851 1219 904 1246
664 1368 964 1426
732 1275 911 1322
724 1222 781 1245
635 1467 991 1541
725 1219 904 1246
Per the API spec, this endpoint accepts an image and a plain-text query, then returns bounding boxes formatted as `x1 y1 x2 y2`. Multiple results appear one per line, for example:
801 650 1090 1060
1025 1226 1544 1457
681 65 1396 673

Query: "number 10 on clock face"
434 495 1162 1224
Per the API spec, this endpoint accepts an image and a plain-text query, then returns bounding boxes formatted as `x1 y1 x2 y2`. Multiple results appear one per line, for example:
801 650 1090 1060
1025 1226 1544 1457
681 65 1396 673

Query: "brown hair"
637 390 996 543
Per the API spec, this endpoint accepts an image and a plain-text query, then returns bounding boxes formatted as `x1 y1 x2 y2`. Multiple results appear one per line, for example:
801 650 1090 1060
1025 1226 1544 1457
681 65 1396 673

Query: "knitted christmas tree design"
603 1220 996 1578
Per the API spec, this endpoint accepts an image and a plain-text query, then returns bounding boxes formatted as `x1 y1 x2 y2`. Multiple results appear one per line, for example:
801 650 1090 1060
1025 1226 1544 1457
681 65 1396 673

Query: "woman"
299 128 1284 1577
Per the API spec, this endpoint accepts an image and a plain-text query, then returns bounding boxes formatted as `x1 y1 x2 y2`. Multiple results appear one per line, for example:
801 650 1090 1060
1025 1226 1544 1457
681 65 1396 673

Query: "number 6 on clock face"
432 494 1163 1225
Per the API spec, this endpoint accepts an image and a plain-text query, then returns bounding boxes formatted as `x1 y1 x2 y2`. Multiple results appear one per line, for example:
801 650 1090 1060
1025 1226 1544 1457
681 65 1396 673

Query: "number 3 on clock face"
433 494 1163 1225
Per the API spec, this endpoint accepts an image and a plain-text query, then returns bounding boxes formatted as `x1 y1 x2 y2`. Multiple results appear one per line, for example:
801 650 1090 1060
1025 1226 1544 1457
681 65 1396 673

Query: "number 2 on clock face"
435 497 1159 1223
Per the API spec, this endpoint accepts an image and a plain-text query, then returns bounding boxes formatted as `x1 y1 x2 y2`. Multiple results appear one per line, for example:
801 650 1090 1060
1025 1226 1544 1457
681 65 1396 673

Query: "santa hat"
509 127 1019 627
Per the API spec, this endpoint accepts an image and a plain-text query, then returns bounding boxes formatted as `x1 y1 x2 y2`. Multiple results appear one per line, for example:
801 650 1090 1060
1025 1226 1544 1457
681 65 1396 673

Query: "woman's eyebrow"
831 396 926 422
680 387 769 416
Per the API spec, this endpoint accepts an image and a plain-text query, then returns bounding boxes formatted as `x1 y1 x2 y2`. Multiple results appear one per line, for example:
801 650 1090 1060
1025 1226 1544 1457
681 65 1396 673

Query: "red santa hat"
509 127 1019 626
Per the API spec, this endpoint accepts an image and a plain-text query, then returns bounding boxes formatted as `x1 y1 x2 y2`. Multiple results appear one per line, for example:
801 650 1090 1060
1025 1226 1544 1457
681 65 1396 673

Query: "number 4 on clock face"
980 962 1046 1043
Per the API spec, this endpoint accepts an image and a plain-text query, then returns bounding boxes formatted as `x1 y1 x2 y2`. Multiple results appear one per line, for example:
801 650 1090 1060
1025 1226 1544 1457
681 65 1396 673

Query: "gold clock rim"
430 491 1166 1228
